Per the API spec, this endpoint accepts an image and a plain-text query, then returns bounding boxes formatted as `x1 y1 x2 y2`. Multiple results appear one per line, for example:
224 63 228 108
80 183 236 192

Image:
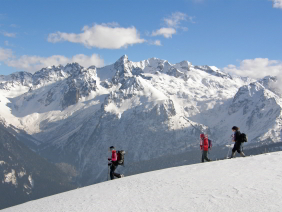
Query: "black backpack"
117 150 125 166
240 133 248 142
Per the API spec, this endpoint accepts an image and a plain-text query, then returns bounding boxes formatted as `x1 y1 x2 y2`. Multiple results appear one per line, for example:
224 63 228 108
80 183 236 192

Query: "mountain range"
0 55 281 186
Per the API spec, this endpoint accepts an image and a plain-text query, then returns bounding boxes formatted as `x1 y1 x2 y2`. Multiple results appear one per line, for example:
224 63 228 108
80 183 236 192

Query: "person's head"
232 126 239 132
109 146 115 152
200 134 205 139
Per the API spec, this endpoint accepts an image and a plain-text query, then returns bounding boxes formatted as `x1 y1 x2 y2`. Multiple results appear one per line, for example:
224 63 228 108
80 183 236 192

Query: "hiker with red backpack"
230 126 246 158
108 146 125 180
200 134 212 162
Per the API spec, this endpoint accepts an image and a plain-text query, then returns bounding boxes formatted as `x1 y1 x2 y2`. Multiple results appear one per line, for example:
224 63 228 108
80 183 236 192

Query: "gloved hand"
108 158 111 161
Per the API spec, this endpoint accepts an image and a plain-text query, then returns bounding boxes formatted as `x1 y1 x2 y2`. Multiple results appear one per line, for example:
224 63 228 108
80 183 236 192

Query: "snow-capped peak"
116 54 129 64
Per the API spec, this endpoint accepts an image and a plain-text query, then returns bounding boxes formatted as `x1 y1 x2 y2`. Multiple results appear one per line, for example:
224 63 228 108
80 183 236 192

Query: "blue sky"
0 0 281 78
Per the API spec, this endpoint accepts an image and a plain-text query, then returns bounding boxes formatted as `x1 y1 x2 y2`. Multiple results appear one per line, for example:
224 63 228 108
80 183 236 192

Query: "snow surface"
4 152 282 212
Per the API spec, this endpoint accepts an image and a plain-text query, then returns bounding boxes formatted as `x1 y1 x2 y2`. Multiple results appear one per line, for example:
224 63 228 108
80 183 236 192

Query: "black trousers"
202 150 211 162
232 142 242 153
110 164 121 180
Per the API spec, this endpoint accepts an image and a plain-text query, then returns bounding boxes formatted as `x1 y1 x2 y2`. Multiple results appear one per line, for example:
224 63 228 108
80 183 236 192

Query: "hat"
109 146 115 151
232 126 239 131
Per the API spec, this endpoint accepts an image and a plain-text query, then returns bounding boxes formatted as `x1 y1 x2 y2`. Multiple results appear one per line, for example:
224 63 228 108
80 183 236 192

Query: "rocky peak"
175 61 192 71
112 55 135 84
116 54 129 64
228 81 279 116
0 72 33 90
64 63 83 75
258 76 281 97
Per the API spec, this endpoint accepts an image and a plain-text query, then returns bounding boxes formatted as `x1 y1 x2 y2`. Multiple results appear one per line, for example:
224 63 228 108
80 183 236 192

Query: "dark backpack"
240 133 248 142
208 139 212 148
117 150 125 166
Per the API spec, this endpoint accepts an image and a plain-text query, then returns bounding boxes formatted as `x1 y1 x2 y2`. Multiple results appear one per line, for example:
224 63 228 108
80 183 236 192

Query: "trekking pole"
226 145 231 159
107 163 110 181
226 135 233 159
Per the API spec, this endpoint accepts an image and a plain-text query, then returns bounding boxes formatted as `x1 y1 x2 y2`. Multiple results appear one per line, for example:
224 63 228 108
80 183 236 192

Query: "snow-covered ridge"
0 55 232 93
0 63 95 94
3 152 282 212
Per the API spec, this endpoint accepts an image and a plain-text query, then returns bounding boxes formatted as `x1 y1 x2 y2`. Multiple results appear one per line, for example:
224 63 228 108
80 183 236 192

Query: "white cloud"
149 40 162 46
48 23 146 49
223 58 282 79
71 54 104 68
164 12 195 28
0 47 13 60
0 31 16 37
152 28 176 38
164 12 188 28
272 0 282 8
6 54 104 73
0 48 104 73
224 58 282 95
153 40 162 46
152 12 193 38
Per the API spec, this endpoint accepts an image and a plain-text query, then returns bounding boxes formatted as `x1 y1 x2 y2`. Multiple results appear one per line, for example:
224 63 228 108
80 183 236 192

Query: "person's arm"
232 134 236 142
200 138 203 150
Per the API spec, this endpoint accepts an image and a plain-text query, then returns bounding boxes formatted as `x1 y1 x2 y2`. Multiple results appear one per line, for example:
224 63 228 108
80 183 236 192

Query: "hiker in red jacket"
108 146 123 180
200 134 211 162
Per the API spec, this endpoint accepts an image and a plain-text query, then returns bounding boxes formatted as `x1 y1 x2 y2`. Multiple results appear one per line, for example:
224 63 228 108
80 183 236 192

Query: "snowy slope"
3 152 282 212
0 55 281 186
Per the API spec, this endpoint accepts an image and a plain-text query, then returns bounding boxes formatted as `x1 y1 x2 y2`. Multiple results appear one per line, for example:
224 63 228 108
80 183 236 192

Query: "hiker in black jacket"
230 126 246 158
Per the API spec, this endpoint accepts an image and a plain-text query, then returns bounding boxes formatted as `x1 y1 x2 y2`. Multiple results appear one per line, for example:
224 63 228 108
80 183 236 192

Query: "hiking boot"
231 152 236 158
